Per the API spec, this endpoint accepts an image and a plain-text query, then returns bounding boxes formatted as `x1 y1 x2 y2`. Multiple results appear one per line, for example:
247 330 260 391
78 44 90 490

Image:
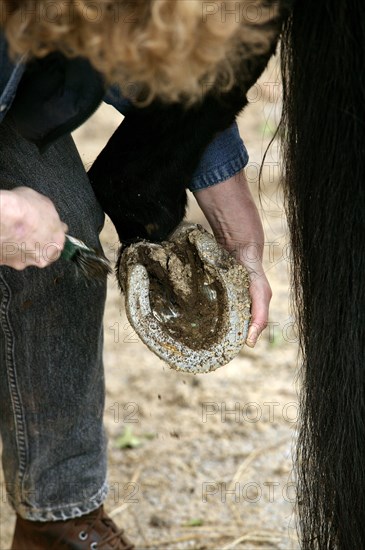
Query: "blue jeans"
0 115 108 521
0 111 248 521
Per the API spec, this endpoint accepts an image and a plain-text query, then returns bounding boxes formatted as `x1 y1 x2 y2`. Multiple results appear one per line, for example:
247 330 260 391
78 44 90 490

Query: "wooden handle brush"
61 234 112 281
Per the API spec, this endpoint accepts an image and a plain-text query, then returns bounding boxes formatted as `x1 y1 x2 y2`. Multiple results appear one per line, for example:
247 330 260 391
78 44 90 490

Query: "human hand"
193 169 272 347
0 187 68 270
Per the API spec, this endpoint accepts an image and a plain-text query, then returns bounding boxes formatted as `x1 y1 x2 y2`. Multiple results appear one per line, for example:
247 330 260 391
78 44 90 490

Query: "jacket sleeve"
0 32 26 125
188 121 249 192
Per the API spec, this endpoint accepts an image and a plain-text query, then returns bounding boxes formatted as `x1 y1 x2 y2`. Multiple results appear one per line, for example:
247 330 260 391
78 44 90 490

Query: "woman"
0 1 274 547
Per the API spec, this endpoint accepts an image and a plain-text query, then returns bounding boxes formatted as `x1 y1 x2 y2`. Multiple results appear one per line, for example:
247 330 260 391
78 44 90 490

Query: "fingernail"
246 326 258 348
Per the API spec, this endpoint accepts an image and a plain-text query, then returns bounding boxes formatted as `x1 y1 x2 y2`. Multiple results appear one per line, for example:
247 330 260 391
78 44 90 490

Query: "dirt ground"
0 60 300 549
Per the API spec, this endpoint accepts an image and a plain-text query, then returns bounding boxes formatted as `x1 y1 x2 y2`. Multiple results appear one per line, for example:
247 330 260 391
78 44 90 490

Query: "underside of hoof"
118 223 251 373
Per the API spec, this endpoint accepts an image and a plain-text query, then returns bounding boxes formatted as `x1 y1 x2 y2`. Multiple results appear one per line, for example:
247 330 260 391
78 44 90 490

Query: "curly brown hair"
1 0 277 103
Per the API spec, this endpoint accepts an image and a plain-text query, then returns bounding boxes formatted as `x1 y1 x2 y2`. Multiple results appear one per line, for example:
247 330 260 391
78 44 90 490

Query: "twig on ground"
143 533 206 547
226 437 291 528
221 529 283 549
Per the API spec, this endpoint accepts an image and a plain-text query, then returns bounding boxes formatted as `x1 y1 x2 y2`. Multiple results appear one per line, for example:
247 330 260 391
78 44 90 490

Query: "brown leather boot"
11 505 135 549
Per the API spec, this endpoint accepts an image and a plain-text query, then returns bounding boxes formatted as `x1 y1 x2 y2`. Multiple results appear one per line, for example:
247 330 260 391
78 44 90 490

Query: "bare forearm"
194 170 264 259
194 170 271 347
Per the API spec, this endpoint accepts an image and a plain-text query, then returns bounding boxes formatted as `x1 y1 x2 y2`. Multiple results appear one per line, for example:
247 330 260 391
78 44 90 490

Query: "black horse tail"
280 1 365 548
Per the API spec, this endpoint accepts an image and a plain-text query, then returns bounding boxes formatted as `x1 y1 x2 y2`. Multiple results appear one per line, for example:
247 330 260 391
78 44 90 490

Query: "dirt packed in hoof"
0 60 300 549
120 226 235 351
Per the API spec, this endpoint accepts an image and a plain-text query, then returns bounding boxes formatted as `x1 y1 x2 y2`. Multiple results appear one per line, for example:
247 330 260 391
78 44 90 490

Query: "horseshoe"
118 223 251 373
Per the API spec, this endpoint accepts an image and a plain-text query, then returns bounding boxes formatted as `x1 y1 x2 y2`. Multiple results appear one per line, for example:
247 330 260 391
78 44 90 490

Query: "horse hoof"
118 223 251 373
